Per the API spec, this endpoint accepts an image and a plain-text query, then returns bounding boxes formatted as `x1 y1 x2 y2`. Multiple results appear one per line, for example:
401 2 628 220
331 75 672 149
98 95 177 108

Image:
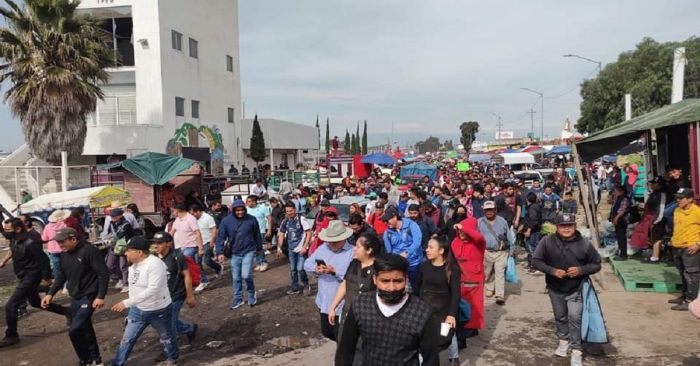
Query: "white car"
514 171 544 188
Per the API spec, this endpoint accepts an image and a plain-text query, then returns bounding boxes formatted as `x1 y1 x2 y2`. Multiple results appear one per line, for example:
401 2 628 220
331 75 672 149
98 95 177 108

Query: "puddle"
267 336 321 349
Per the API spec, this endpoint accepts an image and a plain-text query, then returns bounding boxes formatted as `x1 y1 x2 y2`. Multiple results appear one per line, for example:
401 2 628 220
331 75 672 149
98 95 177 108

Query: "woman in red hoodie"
451 217 486 340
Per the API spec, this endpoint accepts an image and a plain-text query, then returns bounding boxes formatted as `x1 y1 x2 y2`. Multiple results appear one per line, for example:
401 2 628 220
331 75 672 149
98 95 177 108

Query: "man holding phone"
304 220 354 341
532 213 601 366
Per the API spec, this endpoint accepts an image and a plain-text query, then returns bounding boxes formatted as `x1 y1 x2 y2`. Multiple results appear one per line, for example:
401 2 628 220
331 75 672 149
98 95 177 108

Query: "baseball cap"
555 213 576 225
483 200 496 210
374 201 385 210
381 206 400 222
151 231 173 243
126 236 150 251
648 175 666 185
325 206 339 215
675 188 695 199
320 199 330 207
109 208 124 217
53 228 77 242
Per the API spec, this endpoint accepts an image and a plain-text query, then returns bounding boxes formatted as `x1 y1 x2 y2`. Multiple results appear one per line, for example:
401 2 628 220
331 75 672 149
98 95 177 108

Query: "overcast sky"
0 0 697 151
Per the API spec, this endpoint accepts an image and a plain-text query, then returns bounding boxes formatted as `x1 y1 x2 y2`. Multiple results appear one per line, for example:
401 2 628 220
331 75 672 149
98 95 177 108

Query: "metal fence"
0 166 91 205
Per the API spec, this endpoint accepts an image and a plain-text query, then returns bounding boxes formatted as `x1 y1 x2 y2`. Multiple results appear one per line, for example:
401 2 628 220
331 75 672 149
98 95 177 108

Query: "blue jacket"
215 213 261 257
383 218 423 269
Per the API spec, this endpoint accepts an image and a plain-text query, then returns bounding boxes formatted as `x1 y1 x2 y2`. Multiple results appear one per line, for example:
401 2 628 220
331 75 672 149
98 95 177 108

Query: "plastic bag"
581 278 608 343
505 256 519 283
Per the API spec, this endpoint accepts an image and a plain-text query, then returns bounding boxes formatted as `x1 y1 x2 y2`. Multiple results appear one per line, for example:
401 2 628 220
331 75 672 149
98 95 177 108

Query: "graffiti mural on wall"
167 123 225 173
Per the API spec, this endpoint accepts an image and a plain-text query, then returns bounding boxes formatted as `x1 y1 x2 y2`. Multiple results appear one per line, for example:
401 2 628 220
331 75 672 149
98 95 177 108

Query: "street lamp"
521 87 544 144
489 112 502 142
563 54 602 73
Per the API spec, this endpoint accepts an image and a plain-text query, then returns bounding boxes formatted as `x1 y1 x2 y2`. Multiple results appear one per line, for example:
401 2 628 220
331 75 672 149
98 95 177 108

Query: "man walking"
335 254 439 366
111 237 178 366
41 228 109 366
478 201 515 305
278 203 312 295
216 199 262 309
668 188 700 310
151 232 197 351
532 213 601 366
246 195 272 272
0 218 69 347
381 206 423 288
406 204 437 249
190 204 221 291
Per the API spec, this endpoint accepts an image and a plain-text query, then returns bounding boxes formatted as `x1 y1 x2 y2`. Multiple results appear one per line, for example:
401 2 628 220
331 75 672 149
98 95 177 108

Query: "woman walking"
451 217 486 345
415 236 461 365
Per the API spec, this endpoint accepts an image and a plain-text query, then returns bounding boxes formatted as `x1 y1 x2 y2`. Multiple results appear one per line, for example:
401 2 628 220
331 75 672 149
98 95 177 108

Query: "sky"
0 0 698 151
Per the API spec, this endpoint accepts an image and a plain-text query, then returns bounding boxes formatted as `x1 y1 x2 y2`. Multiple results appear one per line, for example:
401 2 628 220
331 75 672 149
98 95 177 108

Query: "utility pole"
490 112 503 143
527 108 536 142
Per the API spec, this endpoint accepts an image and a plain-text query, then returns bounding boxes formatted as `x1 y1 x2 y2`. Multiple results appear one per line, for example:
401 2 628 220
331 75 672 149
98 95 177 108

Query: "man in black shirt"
152 232 197 347
41 228 109 365
336 254 439 366
495 182 520 227
0 218 68 347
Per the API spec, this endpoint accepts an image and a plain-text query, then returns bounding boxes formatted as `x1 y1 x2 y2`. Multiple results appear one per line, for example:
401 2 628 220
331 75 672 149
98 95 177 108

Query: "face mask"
377 288 406 305
2 231 15 240
454 213 466 221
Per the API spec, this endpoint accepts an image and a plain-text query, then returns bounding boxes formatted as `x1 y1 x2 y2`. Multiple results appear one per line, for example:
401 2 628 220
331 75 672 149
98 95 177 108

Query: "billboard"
495 131 514 140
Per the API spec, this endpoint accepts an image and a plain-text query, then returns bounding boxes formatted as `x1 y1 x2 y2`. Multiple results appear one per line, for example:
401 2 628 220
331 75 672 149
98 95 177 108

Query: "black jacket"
10 232 50 280
523 202 542 232
49 241 109 299
532 231 601 294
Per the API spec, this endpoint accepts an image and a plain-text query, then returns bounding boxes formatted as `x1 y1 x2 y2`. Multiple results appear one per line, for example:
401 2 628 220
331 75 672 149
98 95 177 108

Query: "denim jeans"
68 296 100 363
202 243 222 275
548 287 583 350
49 252 62 281
112 304 178 366
171 299 195 335
105 247 128 284
230 251 256 304
288 245 308 290
182 247 208 283
447 334 459 359
526 231 541 267
255 232 267 265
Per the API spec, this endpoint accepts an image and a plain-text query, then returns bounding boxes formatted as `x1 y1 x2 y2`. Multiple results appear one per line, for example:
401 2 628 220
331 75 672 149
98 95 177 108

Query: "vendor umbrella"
360 152 396 165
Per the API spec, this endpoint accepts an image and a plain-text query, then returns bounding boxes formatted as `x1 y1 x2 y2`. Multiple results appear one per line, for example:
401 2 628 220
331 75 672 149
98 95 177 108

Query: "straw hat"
48 209 70 223
318 220 353 243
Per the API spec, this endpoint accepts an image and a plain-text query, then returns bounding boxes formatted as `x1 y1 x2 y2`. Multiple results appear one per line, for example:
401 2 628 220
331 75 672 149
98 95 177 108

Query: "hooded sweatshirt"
216 199 262 256
451 217 486 283
532 231 601 294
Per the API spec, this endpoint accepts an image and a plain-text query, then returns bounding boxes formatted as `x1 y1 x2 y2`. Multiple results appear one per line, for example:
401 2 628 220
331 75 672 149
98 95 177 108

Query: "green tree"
576 37 700 133
325 117 330 153
443 139 454 151
250 114 266 163
355 121 360 154
362 120 368 154
344 129 350 153
415 136 441 153
351 133 358 154
459 121 480 154
0 0 113 164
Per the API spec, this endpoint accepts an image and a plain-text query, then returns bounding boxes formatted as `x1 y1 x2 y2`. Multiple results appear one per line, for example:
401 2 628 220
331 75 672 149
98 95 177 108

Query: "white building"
240 118 319 170
76 0 242 173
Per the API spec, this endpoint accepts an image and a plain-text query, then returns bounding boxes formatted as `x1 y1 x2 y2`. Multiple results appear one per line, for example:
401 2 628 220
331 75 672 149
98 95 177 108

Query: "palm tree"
0 0 113 164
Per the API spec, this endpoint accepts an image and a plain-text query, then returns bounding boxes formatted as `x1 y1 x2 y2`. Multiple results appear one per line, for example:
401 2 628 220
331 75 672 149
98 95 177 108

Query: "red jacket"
451 217 486 283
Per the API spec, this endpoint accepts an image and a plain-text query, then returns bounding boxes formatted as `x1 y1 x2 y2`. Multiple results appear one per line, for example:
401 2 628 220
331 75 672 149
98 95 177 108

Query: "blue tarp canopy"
468 154 492 162
545 145 572 156
400 162 437 180
360 152 396 165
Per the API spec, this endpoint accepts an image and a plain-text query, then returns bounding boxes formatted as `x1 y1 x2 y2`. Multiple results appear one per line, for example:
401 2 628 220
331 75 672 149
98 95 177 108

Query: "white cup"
440 322 450 336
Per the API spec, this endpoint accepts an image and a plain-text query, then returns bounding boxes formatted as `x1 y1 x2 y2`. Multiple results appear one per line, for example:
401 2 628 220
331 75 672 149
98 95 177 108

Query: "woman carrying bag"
415 236 462 366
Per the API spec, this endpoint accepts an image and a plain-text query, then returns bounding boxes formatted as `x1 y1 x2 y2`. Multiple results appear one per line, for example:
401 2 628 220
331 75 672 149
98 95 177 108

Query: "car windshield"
516 173 540 180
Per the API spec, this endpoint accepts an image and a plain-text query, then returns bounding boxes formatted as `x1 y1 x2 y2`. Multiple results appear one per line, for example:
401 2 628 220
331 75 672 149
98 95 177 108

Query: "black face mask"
2 231 15 240
377 288 406 305
453 213 466 221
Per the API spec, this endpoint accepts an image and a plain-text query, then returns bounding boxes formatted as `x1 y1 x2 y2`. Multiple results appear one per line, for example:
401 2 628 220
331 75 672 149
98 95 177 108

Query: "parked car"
515 171 544 188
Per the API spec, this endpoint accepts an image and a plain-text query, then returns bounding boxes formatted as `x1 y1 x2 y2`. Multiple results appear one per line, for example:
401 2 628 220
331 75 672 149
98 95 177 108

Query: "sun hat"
318 220 353 242
48 209 71 223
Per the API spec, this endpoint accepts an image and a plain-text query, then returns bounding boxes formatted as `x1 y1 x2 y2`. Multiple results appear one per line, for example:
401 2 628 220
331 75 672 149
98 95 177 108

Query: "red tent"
521 145 542 153
391 150 405 159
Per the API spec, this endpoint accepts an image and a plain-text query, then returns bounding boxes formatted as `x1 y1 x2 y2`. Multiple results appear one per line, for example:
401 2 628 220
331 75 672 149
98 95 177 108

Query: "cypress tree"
362 120 368 154
344 129 350 153
325 117 330 153
250 114 266 164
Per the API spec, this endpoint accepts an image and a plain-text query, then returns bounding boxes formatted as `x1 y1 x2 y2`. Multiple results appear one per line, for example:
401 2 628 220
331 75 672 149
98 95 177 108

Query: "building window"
227 108 234 123
189 38 198 58
175 97 185 116
226 55 233 72
171 30 183 51
191 100 200 119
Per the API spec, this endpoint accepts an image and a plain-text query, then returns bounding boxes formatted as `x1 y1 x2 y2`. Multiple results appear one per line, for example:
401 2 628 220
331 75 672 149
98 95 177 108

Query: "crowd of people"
0 156 697 366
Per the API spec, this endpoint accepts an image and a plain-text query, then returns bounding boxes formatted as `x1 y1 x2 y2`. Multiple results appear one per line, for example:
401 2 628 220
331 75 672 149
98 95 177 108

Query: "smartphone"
315 259 327 266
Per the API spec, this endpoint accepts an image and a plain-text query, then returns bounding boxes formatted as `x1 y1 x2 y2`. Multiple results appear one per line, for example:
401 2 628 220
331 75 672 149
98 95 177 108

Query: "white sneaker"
120 287 129 294
555 340 570 357
254 265 261 272
195 282 209 293
114 280 124 290
570 350 582 366
258 263 269 272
